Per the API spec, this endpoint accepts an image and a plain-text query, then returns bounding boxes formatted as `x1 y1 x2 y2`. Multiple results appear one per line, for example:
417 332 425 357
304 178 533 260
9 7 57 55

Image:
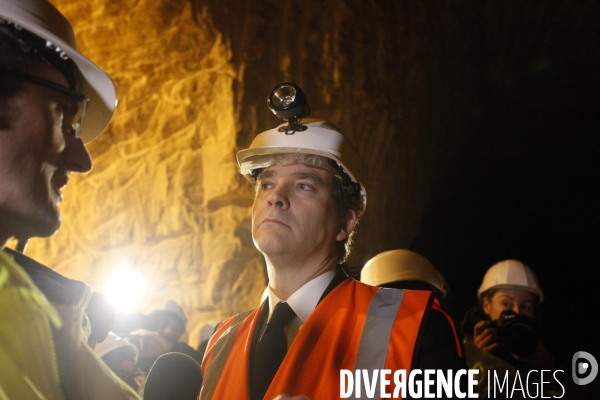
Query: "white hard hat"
236 118 367 216
94 332 139 364
0 0 117 143
361 249 449 297
477 259 544 303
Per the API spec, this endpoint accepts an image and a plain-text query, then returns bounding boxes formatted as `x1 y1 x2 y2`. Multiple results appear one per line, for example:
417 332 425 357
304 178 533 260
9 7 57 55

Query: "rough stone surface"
25 0 267 348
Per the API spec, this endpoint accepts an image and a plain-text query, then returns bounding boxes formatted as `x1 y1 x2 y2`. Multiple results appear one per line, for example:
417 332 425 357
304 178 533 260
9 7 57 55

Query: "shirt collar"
267 270 336 323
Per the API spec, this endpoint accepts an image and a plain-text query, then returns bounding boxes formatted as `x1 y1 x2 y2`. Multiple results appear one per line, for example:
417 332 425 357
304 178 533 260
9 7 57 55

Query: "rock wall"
25 0 267 347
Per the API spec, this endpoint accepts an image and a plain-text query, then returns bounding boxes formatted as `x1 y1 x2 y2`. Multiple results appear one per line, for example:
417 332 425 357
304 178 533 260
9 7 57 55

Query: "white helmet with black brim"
0 0 117 143
478 259 544 303
237 118 367 217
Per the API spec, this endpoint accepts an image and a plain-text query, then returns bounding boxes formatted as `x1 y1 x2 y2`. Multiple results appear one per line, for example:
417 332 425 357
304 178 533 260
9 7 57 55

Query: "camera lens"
495 310 539 357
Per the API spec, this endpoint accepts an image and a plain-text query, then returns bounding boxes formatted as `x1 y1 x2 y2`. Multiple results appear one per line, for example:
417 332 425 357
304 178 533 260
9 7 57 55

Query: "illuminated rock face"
24 0 598 348
26 0 465 348
26 0 266 347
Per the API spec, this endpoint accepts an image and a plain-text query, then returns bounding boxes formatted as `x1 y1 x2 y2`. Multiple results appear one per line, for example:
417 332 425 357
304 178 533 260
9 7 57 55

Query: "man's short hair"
328 159 363 263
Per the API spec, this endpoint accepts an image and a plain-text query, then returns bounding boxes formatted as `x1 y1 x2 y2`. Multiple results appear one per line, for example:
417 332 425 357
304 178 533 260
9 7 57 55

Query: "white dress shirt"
263 270 336 347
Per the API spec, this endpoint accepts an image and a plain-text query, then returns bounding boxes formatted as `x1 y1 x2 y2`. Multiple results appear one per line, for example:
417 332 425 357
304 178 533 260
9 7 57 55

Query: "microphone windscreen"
143 352 203 400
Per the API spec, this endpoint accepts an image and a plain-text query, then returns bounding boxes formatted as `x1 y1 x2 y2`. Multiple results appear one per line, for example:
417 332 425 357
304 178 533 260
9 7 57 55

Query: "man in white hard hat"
460 260 565 398
0 0 138 398
200 84 466 399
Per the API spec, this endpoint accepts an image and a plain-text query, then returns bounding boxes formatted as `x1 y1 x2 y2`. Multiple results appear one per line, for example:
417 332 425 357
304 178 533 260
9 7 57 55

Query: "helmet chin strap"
15 237 29 253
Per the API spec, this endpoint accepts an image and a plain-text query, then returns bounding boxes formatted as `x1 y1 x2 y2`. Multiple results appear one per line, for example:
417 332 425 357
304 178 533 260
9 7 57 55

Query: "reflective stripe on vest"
353 288 404 399
201 280 431 400
201 310 254 400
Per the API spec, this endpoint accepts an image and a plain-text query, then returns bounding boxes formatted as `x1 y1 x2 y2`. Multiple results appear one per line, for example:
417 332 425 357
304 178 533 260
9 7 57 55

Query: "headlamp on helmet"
238 83 368 216
267 82 311 135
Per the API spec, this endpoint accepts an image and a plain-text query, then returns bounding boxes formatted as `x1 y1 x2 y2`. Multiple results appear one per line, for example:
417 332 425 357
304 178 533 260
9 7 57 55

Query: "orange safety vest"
201 279 436 400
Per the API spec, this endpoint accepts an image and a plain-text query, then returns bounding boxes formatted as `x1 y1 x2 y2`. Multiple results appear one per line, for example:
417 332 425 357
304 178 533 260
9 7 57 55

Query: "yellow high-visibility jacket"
0 249 140 400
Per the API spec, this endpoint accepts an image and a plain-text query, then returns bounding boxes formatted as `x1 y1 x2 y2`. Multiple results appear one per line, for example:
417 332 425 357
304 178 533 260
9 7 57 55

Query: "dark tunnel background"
193 1 600 396
411 37 600 398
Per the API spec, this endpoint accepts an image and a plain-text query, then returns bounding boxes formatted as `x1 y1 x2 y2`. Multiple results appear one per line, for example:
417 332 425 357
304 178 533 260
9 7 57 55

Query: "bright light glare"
104 267 147 312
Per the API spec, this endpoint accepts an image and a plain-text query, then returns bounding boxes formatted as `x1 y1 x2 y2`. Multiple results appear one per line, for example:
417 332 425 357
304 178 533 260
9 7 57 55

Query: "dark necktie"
251 302 297 400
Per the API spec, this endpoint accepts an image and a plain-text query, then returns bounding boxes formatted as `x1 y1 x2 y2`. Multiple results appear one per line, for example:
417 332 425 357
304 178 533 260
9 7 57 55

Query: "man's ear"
336 209 357 241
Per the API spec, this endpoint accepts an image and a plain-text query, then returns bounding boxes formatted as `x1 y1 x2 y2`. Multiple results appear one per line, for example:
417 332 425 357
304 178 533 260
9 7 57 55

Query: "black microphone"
143 352 203 400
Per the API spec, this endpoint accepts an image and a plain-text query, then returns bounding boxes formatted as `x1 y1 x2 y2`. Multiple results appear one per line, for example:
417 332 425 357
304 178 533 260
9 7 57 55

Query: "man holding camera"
461 259 566 398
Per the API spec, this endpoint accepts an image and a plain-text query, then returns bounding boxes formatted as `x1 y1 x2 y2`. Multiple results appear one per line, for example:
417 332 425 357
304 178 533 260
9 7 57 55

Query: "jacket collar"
4 247 88 306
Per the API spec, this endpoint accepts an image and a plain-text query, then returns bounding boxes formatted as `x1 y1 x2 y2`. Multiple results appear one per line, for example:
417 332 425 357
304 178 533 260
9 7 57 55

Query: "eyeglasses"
2 68 88 137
